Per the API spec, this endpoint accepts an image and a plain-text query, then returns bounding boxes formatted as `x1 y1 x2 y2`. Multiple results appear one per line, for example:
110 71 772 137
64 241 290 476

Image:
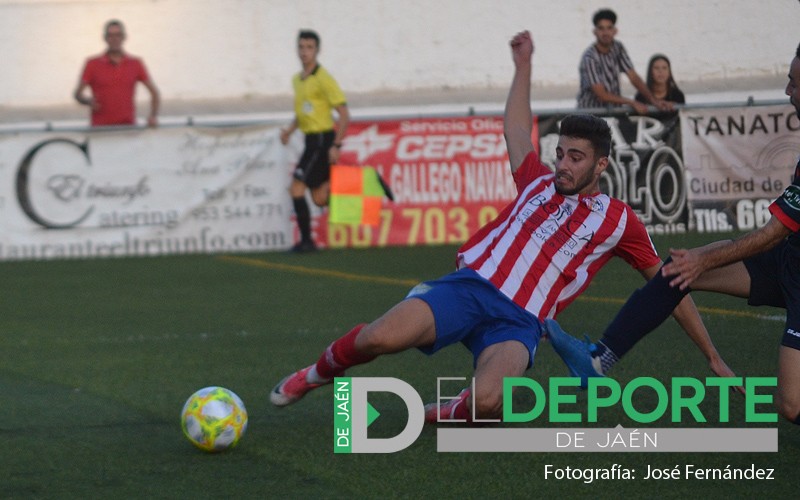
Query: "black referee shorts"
293 130 335 189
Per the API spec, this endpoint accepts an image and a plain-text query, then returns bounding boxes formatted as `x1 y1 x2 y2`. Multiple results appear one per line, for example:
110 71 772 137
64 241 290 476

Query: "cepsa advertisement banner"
679 104 800 233
314 116 522 248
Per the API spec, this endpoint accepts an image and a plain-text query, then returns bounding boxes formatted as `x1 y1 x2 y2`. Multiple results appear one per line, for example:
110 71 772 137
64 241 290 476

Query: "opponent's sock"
598 259 690 362
311 324 375 381
590 341 619 374
292 196 312 243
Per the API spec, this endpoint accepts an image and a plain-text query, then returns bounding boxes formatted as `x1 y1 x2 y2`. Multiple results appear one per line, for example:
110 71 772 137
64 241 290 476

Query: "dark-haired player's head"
560 114 612 158
554 114 612 196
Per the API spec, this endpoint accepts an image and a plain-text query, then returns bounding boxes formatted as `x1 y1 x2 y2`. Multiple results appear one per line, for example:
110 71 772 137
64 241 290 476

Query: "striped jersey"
577 40 634 109
457 151 660 320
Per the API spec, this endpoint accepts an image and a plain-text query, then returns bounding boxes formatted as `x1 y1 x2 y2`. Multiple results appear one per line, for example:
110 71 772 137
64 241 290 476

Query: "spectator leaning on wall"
73 19 160 127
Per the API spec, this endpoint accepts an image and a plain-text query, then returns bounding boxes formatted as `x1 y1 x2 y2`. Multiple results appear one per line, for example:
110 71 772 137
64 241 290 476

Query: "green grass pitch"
1 232 797 498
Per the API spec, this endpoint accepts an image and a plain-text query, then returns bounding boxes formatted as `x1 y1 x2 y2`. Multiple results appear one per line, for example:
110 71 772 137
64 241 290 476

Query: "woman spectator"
635 54 685 105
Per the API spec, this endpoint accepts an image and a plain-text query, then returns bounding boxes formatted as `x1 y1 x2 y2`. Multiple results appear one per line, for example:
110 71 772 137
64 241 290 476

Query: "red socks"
315 324 376 379
450 391 473 422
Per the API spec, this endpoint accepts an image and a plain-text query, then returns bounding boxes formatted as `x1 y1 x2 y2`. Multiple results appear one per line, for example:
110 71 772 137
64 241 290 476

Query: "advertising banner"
679 104 800 233
0 125 293 260
3 104 798 260
317 116 518 248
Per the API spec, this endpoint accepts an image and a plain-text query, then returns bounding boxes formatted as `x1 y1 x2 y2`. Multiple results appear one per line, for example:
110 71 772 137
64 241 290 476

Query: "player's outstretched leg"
544 319 603 387
271 298 438 407
271 323 374 406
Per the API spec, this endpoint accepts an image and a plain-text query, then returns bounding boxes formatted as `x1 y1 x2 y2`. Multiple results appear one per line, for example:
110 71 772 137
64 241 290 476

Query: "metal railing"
0 96 788 135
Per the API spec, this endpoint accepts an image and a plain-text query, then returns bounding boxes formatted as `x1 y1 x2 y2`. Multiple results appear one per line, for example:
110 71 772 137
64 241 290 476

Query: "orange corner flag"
329 165 389 226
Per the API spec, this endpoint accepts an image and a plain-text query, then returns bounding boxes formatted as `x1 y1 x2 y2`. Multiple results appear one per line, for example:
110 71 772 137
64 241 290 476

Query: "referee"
280 29 350 252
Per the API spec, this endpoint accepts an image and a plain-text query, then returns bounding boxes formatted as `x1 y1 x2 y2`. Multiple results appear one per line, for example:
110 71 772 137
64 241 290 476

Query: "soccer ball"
181 386 248 452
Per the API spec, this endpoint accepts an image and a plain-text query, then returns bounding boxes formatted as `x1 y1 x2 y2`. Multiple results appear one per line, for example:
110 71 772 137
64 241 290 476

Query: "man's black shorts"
293 130 335 189
744 239 800 350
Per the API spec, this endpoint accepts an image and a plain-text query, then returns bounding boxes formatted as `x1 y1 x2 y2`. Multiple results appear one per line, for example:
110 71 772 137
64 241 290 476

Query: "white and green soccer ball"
181 386 248 452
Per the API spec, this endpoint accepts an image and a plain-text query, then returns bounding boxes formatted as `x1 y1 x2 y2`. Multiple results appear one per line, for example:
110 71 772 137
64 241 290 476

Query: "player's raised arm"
504 31 535 173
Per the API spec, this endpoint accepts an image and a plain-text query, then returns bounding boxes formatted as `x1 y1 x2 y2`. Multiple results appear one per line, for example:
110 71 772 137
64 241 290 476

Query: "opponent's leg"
548 255 751 385
777 346 800 424
546 261 690 384
271 298 436 406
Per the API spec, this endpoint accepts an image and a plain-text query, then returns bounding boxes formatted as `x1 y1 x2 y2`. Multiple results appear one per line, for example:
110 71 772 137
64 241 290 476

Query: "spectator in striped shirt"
577 8 672 115
270 30 735 423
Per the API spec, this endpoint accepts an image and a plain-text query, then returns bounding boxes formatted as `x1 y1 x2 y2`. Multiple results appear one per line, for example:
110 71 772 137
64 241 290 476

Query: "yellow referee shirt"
292 65 347 134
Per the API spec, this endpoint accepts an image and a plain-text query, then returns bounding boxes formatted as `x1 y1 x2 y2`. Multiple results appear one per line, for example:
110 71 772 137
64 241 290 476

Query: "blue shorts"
744 239 800 350
405 267 542 368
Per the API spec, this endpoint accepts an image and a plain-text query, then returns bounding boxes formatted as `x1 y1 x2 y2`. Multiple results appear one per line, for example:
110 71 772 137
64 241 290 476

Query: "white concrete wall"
0 0 796 107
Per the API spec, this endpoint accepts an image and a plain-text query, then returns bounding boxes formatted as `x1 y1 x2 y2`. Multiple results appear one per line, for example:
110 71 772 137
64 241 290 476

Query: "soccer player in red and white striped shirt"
270 30 736 422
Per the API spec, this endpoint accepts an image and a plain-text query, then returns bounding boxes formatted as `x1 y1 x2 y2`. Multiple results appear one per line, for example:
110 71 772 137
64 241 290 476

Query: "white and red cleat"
270 365 331 407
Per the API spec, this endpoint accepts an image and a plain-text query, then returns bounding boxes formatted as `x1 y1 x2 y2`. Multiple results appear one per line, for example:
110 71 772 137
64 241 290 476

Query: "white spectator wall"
0 0 795 107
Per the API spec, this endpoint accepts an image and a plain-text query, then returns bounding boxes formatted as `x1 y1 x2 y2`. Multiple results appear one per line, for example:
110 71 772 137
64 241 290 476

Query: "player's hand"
708 356 746 395
510 30 534 67
662 248 704 290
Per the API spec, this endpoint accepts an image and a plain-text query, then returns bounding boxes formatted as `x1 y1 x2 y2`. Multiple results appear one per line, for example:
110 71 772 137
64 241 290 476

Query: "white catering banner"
680 104 800 232
0 125 294 260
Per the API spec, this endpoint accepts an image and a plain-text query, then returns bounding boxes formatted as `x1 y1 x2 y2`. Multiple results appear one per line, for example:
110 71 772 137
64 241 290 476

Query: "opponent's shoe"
424 388 471 423
544 319 603 388
270 365 331 406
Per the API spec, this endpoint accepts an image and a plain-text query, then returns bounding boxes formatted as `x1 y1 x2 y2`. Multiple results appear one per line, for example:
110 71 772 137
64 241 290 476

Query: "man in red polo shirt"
74 20 160 127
